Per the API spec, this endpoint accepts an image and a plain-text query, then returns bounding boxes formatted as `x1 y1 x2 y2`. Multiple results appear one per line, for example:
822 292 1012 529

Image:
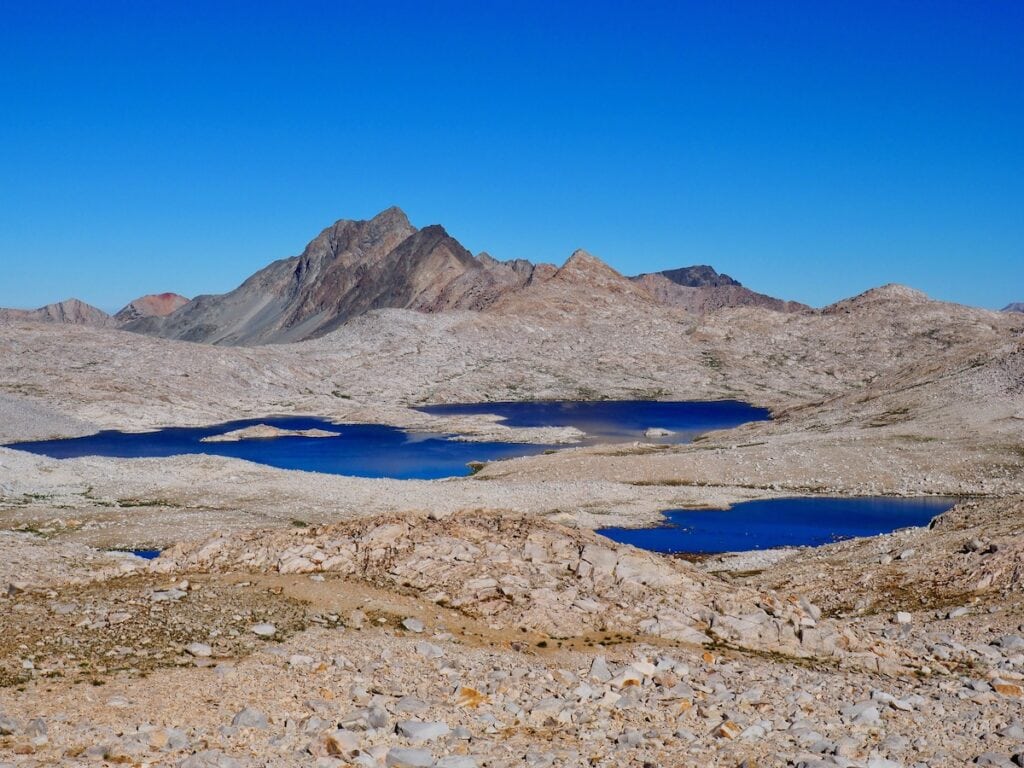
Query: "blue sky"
1 1 1021 311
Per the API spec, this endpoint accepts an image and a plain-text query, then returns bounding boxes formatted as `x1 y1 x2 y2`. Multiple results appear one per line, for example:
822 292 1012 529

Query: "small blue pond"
598 496 958 554
5 400 769 480
107 548 161 560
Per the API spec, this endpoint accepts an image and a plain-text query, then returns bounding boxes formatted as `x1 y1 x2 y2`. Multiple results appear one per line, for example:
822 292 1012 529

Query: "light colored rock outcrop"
199 424 340 442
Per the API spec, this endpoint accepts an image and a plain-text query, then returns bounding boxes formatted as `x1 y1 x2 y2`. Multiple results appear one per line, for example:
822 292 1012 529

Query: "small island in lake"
200 424 341 443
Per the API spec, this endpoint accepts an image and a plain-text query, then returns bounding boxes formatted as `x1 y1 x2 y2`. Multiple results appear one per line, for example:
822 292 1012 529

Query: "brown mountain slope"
123 208 543 345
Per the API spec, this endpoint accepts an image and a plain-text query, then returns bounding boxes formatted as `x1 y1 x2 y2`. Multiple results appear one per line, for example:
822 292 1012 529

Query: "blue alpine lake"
5 400 769 480
6 417 546 480
598 496 958 554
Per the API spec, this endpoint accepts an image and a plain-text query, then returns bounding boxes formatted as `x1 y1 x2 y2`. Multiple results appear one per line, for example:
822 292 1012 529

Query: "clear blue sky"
1 1 1021 312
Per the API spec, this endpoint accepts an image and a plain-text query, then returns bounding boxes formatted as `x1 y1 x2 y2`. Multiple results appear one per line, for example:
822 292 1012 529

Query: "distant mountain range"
1004 303 1024 313
0 207 821 345
0 293 188 328
0 298 115 327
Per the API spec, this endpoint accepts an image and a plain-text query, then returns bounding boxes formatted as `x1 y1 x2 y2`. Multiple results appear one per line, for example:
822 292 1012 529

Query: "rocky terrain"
3 502 1024 767
1 214 1023 765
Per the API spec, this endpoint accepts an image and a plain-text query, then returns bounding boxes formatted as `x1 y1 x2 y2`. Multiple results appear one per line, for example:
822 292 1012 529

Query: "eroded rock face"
152 509 916 674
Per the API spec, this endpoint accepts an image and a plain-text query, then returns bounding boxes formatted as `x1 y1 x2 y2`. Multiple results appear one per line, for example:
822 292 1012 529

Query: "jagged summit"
555 249 625 283
369 204 413 227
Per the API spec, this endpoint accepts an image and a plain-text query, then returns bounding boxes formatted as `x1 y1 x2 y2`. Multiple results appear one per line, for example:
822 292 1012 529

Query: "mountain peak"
557 249 622 281
311 207 415 253
1003 302 1024 313
0 298 112 326
114 293 190 323
369 205 412 230
648 265 741 288
824 283 931 315
856 283 930 302
125 209 524 344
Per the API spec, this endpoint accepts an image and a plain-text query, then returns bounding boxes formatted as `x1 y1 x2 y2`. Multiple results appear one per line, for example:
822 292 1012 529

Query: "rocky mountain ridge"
1 208 811 345
5 208 1008 348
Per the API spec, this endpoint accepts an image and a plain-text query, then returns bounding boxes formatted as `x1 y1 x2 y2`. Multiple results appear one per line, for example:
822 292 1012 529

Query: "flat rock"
185 642 212 658
386 747 435 767
250 623 276 638
402 617 426 633
231 707 268 729
397 720 450 743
